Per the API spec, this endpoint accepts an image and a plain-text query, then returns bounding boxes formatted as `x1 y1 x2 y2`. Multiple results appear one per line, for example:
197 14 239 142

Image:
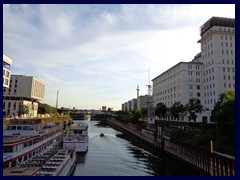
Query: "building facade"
3 75 45 118
152 17 235 122
3 54 12 88
198 17 235 110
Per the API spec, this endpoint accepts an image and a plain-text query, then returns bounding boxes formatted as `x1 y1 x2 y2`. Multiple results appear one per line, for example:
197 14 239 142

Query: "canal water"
72 120 204 176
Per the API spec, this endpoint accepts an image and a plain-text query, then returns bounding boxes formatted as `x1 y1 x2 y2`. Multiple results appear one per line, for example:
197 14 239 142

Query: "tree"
23 105 30 115
211 90 235 156
170 102 186 120
185 98 203 121
155 103 168 119
132 109 142 122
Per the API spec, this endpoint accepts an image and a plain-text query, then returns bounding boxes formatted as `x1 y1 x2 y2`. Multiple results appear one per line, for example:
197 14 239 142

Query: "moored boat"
3 147 76 176
3 119 64 169
63 123 88 153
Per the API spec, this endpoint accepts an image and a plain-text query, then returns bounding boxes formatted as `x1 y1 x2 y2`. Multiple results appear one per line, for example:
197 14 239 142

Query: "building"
197 17 235 110
3 54 12 88
152 56 204 107
152 17 235 122
3 75 45 118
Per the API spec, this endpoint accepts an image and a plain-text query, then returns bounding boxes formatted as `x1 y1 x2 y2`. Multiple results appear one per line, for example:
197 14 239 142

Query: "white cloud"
3 4 235 110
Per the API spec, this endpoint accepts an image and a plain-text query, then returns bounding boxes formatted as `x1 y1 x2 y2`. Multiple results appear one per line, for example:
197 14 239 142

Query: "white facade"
152 17 235 122
153 57 204 107
3 75 46 118
3 54 12 88
198 17 235 110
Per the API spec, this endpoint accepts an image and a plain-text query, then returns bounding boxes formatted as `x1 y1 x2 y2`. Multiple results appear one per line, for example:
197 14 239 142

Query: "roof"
3 167 41 176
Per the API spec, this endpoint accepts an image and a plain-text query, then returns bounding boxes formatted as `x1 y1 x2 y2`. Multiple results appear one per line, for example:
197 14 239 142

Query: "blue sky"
3 4 235 110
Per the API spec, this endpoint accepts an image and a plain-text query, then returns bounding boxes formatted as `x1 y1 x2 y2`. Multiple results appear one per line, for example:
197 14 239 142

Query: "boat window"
6 126 11 130
29 126 34 130
23 126 28 130
11 126 16 130
3 146 14 153
17 126 22 130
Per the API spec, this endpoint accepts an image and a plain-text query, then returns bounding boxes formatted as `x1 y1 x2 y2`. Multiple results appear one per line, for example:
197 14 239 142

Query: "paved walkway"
107 118 162 149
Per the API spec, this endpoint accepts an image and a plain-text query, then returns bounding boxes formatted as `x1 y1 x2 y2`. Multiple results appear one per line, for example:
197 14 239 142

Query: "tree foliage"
155 103 168 118
185 98 203 121
170 102 186 120
211 90 235 156
38 102 57 114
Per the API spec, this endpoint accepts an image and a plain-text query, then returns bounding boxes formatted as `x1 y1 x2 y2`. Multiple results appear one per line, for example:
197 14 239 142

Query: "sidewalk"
108 118 162 148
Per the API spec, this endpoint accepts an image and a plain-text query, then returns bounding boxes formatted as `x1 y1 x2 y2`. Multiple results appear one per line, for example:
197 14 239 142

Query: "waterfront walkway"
107 118 235 176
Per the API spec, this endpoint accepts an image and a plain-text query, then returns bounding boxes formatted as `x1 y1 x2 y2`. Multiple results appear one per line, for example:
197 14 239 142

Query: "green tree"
132 109 142 122
211 90 235 156
185 98 203 121
23 105 30 115
170 102 186 120
155 103 168 119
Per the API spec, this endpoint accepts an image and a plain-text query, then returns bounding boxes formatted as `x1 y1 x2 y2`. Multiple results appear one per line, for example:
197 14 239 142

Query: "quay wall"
107 118 235 176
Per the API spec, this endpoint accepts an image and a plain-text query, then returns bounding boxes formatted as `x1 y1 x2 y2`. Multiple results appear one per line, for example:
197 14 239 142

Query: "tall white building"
152 17 235 122
3 54 12 88
197 17 235 110
152 56 204 108
3 75 46 118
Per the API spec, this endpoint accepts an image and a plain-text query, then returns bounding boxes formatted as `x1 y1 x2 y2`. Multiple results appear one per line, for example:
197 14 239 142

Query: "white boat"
37 148 76 176
3 119 64 169
63 123 88 152
3 147 76 176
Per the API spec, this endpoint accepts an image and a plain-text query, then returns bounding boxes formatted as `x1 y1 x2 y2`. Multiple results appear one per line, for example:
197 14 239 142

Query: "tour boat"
3 147 76 176
3 119 64 169
63 123 88 152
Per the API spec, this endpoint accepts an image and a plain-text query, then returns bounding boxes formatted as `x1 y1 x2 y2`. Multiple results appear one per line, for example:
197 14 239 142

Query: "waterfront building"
3 54 12 88
3 75 45 118
152 17 235 122
197 17 235 110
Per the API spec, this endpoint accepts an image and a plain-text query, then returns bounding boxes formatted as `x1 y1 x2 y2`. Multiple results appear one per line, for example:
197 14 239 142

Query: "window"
229 83 231 88
189 92 193 97
197 93 200 97
224 75 226 80
223 59 224 64
228 76 230 80
197 85 200 90
189 85 193 90
223 67 225 72
224 83 226 88
227 60 229 64
222 50 224 54
226 42 228 47
228 68 230 72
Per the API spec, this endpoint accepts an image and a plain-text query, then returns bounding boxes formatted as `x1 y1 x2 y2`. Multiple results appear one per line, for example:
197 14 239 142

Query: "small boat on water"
100 133 104 137
63 123 88 153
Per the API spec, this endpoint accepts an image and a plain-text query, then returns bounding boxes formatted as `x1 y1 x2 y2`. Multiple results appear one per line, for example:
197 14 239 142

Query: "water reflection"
72 120 204 176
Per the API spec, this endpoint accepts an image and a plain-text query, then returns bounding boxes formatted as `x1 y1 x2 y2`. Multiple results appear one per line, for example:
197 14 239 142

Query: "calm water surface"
72 120 204 176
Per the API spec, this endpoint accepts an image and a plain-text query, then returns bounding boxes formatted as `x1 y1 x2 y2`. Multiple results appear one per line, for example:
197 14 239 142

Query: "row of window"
223 59 234 65
188 71 201 76
205 91 216 97
189 92 201 97
222 50 234 55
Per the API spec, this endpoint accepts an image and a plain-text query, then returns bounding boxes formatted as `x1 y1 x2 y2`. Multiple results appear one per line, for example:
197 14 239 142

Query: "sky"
3 4 235 110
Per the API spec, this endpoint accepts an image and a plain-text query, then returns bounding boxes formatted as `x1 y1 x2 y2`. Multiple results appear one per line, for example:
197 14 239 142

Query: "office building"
3 54 12 88
3 75 45 118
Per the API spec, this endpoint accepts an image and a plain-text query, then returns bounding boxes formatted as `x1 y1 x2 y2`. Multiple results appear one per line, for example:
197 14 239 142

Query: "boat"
3 119 64 169
3 147 76 176
100 133 104 137
63 123 88 153
37 148 76 176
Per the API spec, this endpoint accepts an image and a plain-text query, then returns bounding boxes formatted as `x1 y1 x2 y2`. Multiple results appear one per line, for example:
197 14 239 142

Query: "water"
72 120 204 176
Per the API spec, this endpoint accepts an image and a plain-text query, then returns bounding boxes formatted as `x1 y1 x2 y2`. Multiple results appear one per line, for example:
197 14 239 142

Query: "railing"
107 118 235 176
